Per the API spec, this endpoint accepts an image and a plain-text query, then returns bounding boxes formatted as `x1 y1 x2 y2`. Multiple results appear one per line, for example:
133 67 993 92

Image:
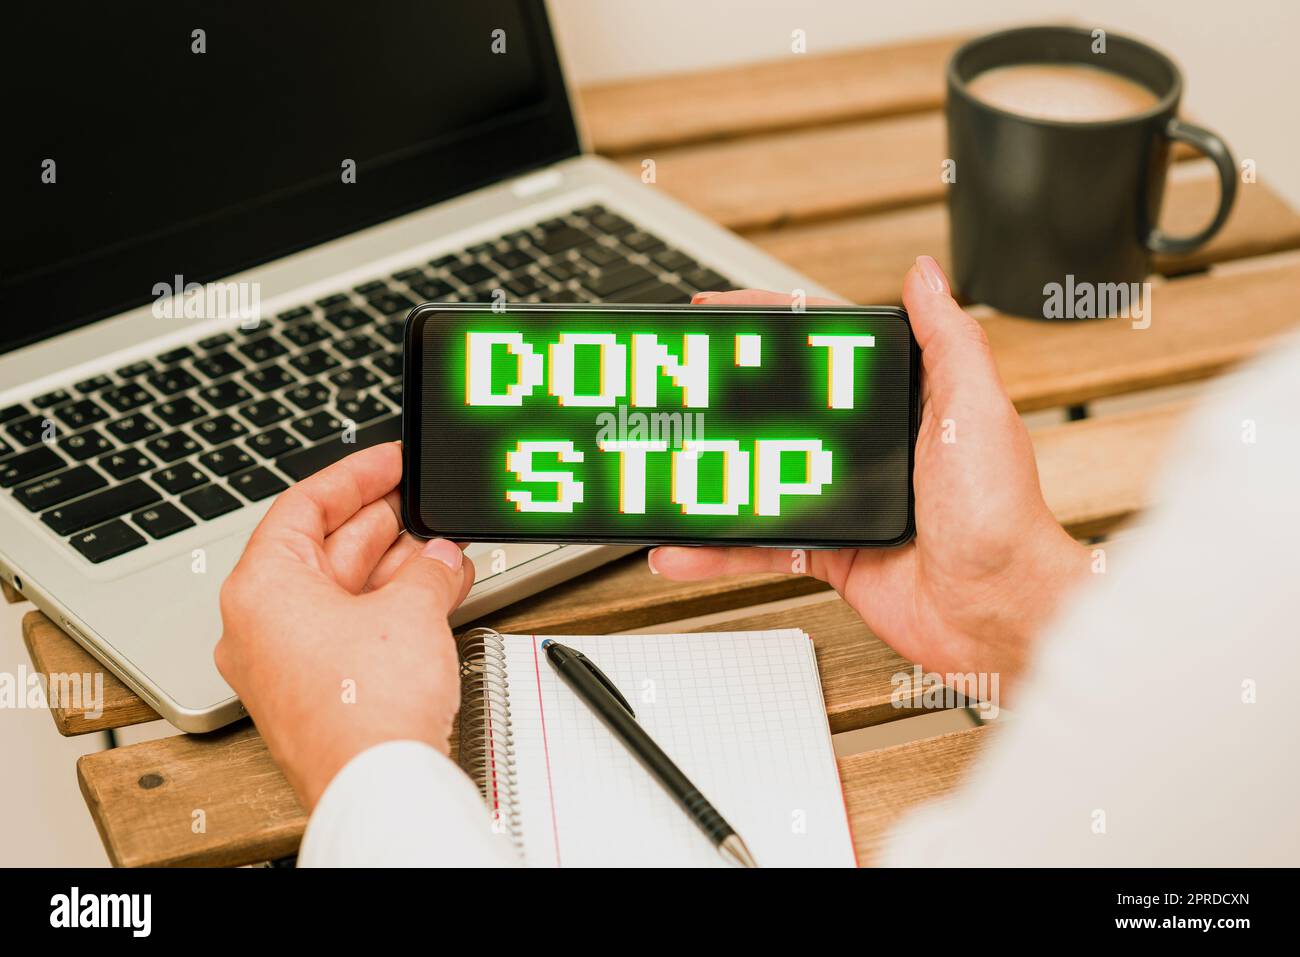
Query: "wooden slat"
22 611 160 735
840 724 991 865
2 580 21 604
989 257 1300 412
483 551 826 636
77 722 306 868
578 34 967 155
1036 402 1189 538
751 170 1300 304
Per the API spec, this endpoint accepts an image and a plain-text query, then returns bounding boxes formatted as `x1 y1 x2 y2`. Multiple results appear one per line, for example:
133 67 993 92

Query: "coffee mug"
946 25 1237 319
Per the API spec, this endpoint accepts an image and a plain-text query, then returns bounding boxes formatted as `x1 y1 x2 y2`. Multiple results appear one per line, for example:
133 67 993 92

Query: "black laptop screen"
0 1 580 355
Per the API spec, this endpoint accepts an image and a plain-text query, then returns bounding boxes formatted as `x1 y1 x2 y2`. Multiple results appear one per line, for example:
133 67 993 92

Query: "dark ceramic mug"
946 25 1237 318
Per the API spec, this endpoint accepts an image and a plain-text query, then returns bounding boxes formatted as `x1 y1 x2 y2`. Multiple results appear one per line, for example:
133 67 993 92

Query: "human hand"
652 258 1090 692
215 442 474 810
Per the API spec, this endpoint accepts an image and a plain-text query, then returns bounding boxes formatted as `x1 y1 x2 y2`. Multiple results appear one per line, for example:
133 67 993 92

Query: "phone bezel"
401 301 920 549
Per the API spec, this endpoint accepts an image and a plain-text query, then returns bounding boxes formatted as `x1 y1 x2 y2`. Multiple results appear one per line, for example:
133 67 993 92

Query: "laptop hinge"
510 168 565 198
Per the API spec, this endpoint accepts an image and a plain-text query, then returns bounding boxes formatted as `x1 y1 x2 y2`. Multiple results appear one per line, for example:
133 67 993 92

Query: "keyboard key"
43 479 160 535
198 445 255 477
0 436 10 457
336 395 389 424
589 211 635 235
230 466 288 502
316 293 351 311
74 374 113 394
329 367 379 394
14 466 107 511
114 360 154 379
198 332 235 350
146 432 201 463
577 243 621 267
493 249 533 271
289 349 341 377
101 384 154 414
284 382 331 412
276 306 311 323
0 403 30 425
157 346 195 365
192 350 246 380
391 267 427 283
98 449 154 481
366 291 415 317
544 260 582 282
237 336 289 365
197 380 252 410
0 447 66 487
62 430 114 461
192 415 248 446
153 463 208 495
132 502 196 540
243 364 298 393
69 520 147 564
582 264 655 298
651 248 695 272
277 415 401 481
147 368 200 396
322 308 371 333
245 428 302 459
504 274 544 297
292 413 344 442
105 413 161 444
451 262 496 286
535 227 589 255
7 414 56 447
51 399 109 431
181 484 242 521
373 322 405 346
370 353 402 380
621 230 665 253
335 334 381 361
680 267 730 292
407 277 455 300
354 279 389 295
154 397 207 427
32 388 73 409
282 320 330 348
607 280 689 304
429 254 460 269
381 382 403 406
238 399 292 428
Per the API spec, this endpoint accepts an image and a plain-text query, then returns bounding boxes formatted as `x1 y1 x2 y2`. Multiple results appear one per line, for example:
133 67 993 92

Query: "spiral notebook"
457 628 857 867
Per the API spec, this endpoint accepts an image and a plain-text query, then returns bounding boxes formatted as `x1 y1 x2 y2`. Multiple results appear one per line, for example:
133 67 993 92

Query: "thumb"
902 256 1007 405
386 537 467 614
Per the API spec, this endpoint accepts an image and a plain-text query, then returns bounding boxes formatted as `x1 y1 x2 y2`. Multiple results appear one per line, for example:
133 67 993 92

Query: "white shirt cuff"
298 740 519 867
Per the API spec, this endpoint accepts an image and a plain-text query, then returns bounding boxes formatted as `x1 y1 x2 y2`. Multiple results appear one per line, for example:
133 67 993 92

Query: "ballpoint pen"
541 638 758 868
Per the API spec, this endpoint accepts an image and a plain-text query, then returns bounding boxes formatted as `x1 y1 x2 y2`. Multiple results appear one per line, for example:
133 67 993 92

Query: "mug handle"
1145 118 1238 256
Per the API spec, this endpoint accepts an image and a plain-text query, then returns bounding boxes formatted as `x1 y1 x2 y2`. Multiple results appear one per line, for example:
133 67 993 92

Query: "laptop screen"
1 2 580 356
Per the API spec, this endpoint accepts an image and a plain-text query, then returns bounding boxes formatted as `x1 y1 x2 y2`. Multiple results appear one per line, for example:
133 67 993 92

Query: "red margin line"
532 636 562 867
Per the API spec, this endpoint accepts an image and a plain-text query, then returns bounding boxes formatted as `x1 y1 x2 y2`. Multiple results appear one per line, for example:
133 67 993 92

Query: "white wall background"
550 0 1300 208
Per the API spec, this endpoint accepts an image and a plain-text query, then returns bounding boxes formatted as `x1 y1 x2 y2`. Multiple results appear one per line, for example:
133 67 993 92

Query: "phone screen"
402 303 918 547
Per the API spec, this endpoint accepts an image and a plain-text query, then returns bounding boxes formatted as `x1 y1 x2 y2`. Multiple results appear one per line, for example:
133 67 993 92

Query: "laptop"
0 2 832 732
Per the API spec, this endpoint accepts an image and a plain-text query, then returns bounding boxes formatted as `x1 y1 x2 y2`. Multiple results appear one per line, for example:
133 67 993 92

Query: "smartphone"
401 302 919 548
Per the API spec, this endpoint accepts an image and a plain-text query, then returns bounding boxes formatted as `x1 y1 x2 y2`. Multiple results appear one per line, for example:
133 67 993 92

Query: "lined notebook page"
503 630 856 867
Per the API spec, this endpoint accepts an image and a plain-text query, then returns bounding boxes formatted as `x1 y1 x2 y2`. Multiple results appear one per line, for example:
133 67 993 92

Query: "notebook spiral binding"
456 627 524 856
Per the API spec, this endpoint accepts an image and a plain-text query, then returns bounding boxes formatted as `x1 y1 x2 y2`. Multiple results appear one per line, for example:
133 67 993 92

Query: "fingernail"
647 548 661 575
421 538 463 571
691 291 720 303
915 255 949 295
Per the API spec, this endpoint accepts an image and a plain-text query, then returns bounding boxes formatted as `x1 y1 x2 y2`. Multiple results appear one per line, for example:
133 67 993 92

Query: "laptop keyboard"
0 205 735 563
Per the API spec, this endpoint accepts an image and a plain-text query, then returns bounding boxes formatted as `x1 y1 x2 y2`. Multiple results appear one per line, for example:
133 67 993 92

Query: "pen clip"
574 650 636 719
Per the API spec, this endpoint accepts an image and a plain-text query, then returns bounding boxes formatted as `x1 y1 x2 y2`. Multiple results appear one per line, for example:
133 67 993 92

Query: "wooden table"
14 32 1300 867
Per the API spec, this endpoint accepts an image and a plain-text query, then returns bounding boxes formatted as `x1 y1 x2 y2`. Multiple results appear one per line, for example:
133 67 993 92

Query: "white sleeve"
880 335 1300 867
297 740 520 868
